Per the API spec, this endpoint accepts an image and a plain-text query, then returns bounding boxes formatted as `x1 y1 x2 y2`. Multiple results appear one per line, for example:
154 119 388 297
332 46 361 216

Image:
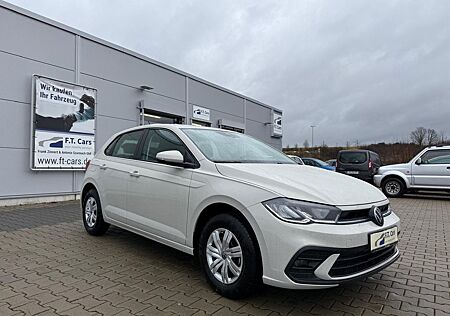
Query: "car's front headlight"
262 198 341 224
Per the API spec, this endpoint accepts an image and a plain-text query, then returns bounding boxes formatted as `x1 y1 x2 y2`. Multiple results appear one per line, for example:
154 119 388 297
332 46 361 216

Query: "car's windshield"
182 128 295 164
313 159 327 166
289 156 304 164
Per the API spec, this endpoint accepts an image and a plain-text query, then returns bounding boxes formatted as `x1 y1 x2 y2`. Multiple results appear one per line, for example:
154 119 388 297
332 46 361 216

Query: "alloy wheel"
385 180 401 195
84 196 98 228
206 228 243 285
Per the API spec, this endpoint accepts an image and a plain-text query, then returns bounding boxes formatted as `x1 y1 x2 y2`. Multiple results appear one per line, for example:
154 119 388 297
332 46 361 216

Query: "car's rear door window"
107 130 144 159
339 152 367 164
369 152 381 165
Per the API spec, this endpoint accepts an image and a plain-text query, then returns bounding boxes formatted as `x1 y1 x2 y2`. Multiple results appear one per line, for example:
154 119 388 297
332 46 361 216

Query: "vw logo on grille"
369 206 384 226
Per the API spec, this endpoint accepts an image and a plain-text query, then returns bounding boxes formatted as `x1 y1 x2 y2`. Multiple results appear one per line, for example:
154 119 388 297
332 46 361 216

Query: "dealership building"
0 1 283 205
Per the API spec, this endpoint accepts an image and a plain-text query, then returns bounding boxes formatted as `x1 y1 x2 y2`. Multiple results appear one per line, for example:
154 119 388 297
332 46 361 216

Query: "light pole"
310 125 316 148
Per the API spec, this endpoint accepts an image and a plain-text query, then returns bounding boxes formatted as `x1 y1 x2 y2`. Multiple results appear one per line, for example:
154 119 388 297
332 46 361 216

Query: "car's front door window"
140 129 193 164
420 149 450 164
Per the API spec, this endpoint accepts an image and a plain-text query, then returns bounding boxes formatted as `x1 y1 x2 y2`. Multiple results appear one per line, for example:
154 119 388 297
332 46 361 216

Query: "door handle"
100 164 107 170
447 167 450 170
129 170 140 177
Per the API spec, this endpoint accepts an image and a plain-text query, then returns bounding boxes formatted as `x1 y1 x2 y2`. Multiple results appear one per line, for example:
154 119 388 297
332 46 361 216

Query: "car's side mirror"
156 150 185 165
155 150 198 168
415 158 422 165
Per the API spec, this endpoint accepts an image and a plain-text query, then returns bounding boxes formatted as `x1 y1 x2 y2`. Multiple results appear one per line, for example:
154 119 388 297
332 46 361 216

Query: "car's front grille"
329 244 397 277
337 204 390 223
285 243 398 284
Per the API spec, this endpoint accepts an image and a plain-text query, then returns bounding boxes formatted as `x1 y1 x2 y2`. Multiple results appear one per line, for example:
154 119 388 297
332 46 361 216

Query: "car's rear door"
337 151 368 176
412 149 450 187
125 128 194 244
97 129 145 223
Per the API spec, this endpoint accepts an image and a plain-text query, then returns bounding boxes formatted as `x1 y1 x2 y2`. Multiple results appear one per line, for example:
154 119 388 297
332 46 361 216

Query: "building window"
142 110 183 125
192 120 211 127
220 125 244 133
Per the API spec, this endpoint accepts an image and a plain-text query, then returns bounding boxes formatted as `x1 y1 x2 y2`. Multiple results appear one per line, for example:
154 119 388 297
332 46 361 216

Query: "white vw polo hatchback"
81 124 400 298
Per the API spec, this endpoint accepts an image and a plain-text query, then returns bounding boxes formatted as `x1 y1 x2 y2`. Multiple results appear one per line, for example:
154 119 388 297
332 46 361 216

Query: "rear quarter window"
339 152 367 164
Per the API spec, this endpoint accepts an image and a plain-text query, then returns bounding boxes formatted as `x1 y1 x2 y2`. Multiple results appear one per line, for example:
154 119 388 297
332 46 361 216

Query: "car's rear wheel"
382 178 405 198
82 189 109 236
198 214 260 299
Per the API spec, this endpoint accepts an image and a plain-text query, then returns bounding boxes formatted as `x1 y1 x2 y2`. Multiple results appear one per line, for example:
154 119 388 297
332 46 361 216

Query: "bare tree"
426 128 439 146
303 139 309 148
410 127 427 146
439 131 447 144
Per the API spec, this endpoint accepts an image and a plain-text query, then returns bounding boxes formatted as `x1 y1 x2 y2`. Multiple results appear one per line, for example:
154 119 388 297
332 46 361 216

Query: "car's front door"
412 149 450 187
125 128 194 244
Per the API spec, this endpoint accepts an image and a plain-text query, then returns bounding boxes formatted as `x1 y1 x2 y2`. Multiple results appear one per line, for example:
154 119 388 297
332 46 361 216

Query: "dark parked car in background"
336 150 381 182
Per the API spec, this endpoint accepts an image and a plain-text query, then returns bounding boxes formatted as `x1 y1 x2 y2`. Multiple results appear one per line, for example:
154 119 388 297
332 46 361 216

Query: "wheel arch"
380 172 409 189
192 202 263 275
80 181 104 211
81 182 98 202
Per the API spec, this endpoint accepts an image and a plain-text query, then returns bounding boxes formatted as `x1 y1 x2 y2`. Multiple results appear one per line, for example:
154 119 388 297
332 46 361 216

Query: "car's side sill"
410 185 450 190
105 218 194 256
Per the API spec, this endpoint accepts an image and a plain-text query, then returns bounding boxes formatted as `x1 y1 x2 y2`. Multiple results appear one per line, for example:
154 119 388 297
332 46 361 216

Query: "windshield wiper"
214 160 243 163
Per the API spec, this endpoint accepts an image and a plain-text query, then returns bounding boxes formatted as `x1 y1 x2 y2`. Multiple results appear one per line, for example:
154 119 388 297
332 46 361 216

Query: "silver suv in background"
374 146 450 197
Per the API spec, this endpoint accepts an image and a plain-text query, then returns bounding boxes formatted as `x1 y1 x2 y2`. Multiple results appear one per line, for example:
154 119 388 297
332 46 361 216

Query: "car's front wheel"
382 178 405 198
82 189 110 236
198 214 260 299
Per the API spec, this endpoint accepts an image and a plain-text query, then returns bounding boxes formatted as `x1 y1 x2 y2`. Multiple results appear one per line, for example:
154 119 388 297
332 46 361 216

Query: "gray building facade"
0 1 283 204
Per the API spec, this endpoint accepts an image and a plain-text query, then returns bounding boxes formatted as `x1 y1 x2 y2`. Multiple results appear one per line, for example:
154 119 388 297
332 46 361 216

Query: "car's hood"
378 163 410 173
216 164 387 206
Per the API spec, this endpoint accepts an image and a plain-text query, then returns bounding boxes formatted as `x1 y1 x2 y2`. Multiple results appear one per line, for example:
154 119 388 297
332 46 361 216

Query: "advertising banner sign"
272 111 282 137
31 75 97 170
193 105 211 122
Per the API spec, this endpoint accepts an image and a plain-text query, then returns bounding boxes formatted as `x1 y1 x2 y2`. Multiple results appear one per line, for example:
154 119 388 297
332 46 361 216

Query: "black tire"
82 189 109 236
198 214 261 299
382 178 405 198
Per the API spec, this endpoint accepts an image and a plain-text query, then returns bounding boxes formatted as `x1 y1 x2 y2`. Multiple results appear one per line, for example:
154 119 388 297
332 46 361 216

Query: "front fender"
186 194 270 247
376 170 411 188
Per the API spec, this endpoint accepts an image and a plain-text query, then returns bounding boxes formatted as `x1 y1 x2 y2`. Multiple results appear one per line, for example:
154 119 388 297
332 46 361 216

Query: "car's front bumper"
247 202 401 289
373 174 383 187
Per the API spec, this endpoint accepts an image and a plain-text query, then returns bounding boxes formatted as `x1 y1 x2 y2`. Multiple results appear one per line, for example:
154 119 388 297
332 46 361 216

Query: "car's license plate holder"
346 171 359 174
369 226 398 251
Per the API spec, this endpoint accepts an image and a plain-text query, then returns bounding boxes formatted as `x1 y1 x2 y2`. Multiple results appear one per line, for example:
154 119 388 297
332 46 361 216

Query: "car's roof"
338 149 369 153
428 145 450 150
303 157 322 161
115 124 234 134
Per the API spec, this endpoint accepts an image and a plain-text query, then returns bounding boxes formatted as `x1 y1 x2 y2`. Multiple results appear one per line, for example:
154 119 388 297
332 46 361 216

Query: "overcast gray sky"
7 0 450 147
